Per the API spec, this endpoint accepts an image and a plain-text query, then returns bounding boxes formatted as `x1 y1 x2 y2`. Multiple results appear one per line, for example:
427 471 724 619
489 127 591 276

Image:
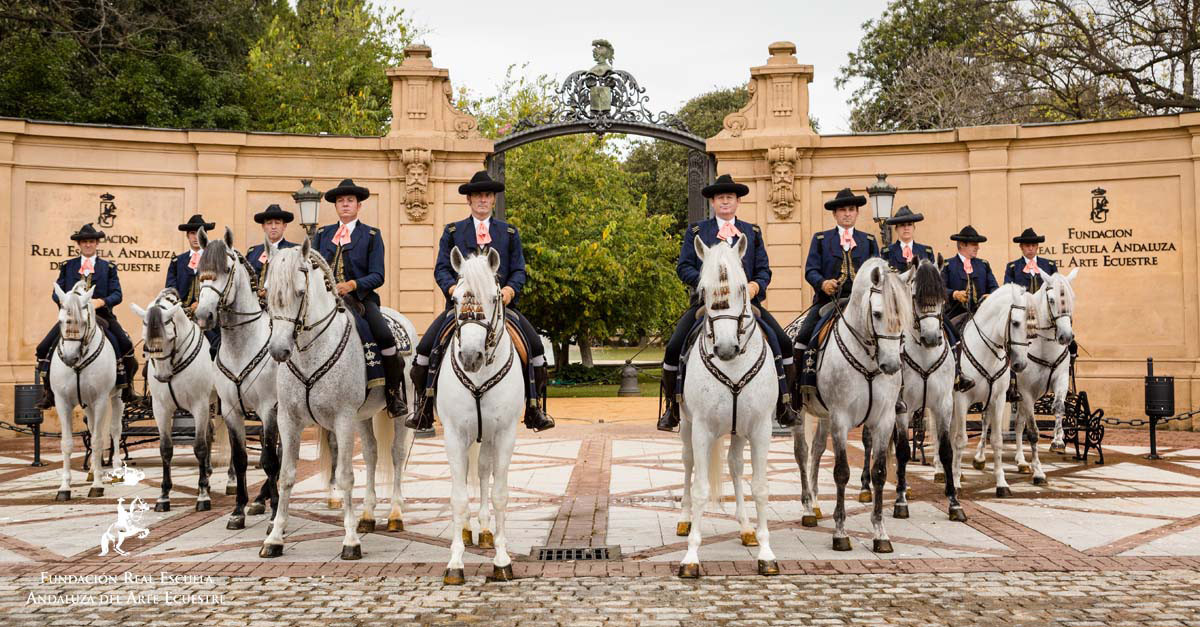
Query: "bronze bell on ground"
617 360 641 397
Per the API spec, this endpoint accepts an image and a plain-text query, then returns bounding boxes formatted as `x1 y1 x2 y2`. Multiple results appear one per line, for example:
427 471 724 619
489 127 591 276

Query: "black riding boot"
36 370 54 410
120 355 138 403
954 351 975 392
657 368 680 432
777 363 799 427
404 363 433 430
523 365 555 432
797 345 818 393
381 353 407 419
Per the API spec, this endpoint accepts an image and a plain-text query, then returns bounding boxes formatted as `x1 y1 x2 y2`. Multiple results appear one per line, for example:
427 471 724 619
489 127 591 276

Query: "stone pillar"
383 45 493 329
958 125 1016 245
191 133 245 237
1181 113 1200 429
707 41 819 321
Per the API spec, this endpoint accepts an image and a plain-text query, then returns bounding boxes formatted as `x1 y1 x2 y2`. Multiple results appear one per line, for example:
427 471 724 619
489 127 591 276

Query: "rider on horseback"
942 225 999 392
794 188 880 397
167 215 221 357
657 174 799 432
36 223 138 408
313 179 406 419
406 171 554 433
246 204 298 287
1004 228 1056 293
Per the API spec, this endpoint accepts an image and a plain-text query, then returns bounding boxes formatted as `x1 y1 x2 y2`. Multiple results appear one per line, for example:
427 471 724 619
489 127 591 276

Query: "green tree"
243 0 416 135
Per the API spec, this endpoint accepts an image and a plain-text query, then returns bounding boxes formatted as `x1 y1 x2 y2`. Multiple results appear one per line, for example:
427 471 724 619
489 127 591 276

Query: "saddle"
434 317 528 368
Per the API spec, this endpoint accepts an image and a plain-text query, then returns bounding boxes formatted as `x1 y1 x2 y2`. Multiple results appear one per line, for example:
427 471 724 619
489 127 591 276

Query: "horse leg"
893 414 911 519
387 420 413 532
1052 371 1067 452
248 407 279 517
261 410 299 557
1024 395 1048 487
355 420 378 534
749 423 777 575
680 426 712 578
191 401 213 512
476 439 495 550
109 398 124 478
728 433 754 546
488 429 516 582
1014 398 1030 473
677 418 694 536
793 413 817 527
858 423 873 503
870 416 894 553
990 400 1012 498
810 414 829 519
54 394 74 501
87 403 108 497
153 399 174 512
319 427 341 510
443 431 470 584
830 424 851 551
972 411 988 470
222 408 248 528
952 396 968 493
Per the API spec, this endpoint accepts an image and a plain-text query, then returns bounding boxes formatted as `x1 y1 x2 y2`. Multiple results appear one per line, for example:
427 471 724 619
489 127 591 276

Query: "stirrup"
524 406 555 432
776 401 798 428
955 376 975 393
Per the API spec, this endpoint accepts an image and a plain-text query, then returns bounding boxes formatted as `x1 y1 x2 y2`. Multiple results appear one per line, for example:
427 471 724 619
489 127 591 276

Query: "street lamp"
867 173 897 247
292 179 322 244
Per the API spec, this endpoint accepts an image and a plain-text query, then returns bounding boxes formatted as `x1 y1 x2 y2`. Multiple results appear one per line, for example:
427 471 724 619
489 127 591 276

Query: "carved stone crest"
402 148 432 222
767 145 797 219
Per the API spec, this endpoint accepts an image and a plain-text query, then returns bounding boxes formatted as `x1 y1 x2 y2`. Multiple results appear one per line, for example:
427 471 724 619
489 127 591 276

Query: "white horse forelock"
847 258 912 334
456 252 500 301
698 241 748 303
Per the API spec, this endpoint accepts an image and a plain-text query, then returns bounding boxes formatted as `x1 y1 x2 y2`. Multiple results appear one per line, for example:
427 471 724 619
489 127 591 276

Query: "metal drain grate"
533 546 619 561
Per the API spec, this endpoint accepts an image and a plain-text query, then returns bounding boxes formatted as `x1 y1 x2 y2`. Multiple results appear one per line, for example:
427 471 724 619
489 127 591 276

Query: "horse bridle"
704 283 755 357
1032 285 1073 342
147 305 204 409
973 301 1030 363
911 294 945 348
836 286 902 362
56 293 103 409
200 251 265 329
270 258 340 352
453 286 505 367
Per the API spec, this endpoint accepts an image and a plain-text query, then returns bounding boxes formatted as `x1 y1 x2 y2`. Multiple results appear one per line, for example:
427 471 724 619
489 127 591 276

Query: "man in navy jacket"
1004 228 1056 293
166 214 220 357
246 204 298 282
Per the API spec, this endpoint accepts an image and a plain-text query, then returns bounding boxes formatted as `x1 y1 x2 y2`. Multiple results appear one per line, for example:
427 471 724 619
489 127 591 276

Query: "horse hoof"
487 564 514 582
340 544 362 561
259 543 283 559
933 472 945 483
88 487 104 498
227 515 245 530
154 501 170 512
225 485 237 495
740 531 758 547
462 528 474 546
832 537 852 552
1032 476 1048 487
246 502 266 516
858 490 872 504
1017 463 1031 474
948 507 968 522
195 500 211 512
86 472 94 483
972 459 985 471
678 563 700 579
801 515 819 528
996 486 1013 498
356 519 376 534
387 518 404 532
873 539 894 554
55 490 71 502
893 505 909 519
675 522 691 537
757 560 779 576
443 568 465 585
326 498 342 510
478 530 495 549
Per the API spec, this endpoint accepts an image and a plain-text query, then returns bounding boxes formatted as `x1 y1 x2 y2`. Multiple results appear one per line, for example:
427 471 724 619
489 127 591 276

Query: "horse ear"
84 285 96 301
165 303 182 321
197 226 208 248
131 303 147 321
53 282 66 304
735 235 748 258
693 235 706 260
487 247 501 274
899 267 915 285
263 234 272 262
871 265 882 286
450 246 463 273
301 236 311 258
1065 268 1079 283
224 226 234 248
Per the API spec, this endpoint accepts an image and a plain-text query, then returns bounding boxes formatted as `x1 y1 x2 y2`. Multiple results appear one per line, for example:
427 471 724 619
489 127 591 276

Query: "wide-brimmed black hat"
885 205 924 225
1012 227 1045 244
179 214 216 232
824 188 867 211
458 171 505 195
70 223 105 241
323 178 370 203
254 204 294 224
701 174 749 198
950 225 987 243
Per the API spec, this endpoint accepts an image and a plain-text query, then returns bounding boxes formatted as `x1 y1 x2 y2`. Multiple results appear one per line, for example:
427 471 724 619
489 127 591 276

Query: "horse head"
194 227 239 330
54 281 96 367
1037 268 1077 346
904 259 946 349
131 290 184 360
1002 284 1034 374
449 246 503 372
694 235 752 362
265 238 335 363
850 258 910 376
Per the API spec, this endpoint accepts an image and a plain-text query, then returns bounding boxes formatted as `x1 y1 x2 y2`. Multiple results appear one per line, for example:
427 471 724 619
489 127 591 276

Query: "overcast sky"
386 0 889 134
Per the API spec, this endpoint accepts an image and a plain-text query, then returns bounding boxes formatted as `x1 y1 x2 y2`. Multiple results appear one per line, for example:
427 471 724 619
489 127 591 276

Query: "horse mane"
913 260 945 309
697 241 748 307
1034 272 1075 327
145 303 165 346
850 258 911 333
60 281 88 333
198 238 228 277
265 246 342 312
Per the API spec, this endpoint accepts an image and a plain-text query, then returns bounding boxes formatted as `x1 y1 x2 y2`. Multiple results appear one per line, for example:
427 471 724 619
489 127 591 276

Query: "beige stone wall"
0 42 1196 430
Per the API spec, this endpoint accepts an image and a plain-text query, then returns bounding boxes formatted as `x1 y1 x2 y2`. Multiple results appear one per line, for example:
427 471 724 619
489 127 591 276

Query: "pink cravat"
259 249 269 264
80 257 94 275
839 228 856 251
962 257 973 274
188 251 200 270
476 221 492 246
332 224 352 246
901 245 912 262
1024 258 1038 273
717 221 741 241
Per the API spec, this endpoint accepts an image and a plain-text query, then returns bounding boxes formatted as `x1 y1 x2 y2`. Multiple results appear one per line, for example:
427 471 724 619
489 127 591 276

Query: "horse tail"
317 426 334 491
707 437 724 509
372 411 395 490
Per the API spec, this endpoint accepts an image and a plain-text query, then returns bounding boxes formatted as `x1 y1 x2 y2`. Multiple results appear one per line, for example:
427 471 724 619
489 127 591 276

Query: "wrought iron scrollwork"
515 68 689 134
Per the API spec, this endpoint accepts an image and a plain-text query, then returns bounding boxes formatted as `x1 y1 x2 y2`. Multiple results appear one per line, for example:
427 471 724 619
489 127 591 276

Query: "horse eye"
1012 321 1019 328
873 311 883 320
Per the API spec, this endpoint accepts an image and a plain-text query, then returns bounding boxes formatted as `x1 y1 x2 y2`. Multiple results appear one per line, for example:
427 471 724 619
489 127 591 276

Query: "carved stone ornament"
443 81 479 139
401 148 432 222
722 81 757 137
767 145 797 219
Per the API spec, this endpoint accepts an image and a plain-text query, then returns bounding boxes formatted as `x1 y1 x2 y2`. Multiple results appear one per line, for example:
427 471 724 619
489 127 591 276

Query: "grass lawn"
547 381 659 398
565 345 664 363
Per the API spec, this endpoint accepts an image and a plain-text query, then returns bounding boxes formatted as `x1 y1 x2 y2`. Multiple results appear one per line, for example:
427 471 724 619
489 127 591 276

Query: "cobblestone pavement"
4 570 1200 626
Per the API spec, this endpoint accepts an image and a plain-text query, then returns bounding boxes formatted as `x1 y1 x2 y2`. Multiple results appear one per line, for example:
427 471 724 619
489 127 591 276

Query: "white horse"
1011 269 1078 481
437 248 524 585
793 258 911 553
194 227 281 529
260 240 415 560
131 289 215 513
676 236 779 578
954 284 1033 497
49 281 125 500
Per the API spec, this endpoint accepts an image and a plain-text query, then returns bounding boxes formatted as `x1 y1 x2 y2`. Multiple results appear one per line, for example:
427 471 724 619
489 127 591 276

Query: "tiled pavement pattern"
3 419 1200 624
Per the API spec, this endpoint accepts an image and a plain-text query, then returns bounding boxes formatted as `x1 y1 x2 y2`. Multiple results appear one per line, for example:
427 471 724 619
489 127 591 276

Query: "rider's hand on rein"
501 286 515 305
822 279 838 296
